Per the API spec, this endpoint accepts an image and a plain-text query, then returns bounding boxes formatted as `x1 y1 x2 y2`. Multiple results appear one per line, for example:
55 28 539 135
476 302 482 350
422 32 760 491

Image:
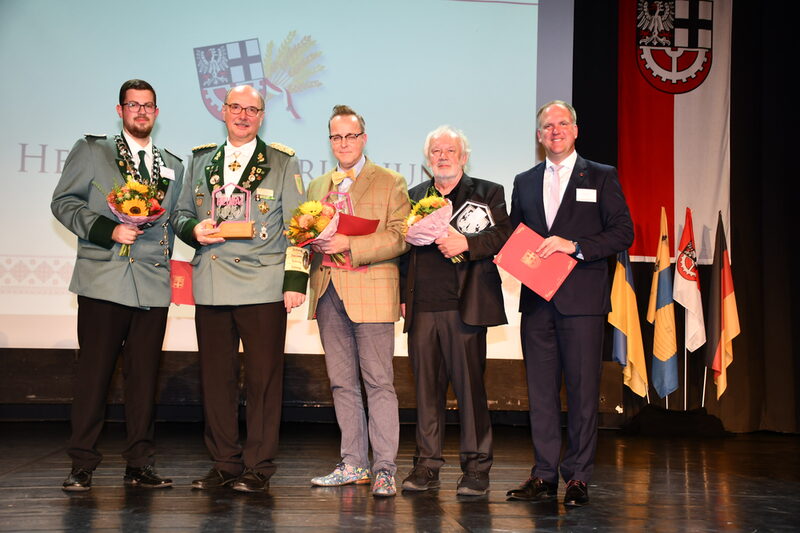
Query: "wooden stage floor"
0 421 797 532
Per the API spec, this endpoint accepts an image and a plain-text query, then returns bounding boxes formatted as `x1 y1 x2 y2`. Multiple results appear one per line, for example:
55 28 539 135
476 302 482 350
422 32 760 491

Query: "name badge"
257 187 275 200
161 167 176 180
576 188 596 203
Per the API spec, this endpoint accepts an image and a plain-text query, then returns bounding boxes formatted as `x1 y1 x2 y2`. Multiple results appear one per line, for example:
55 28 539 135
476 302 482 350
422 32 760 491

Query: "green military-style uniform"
51 132 185 471
172 137 307 303
171 136 307 479
53 134 184 307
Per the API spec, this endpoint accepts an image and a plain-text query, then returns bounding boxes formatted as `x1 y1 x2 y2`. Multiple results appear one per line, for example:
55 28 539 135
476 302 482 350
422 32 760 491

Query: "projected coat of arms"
194 32 324 120
636 0 713 94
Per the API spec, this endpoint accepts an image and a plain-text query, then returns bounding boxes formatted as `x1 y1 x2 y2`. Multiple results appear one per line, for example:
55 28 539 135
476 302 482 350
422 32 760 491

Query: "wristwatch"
571 240 581 256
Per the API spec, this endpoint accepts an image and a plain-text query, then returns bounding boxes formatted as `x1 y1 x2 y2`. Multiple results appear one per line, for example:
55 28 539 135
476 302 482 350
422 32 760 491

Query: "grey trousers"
316 285 399 474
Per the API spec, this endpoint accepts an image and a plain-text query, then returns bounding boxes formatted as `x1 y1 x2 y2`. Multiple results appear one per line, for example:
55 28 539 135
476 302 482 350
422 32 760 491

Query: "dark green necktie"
138 150 151 181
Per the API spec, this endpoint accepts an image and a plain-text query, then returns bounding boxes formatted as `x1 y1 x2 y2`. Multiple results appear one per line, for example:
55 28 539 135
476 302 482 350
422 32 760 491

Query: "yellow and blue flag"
647 207 678 398
609 250 648 397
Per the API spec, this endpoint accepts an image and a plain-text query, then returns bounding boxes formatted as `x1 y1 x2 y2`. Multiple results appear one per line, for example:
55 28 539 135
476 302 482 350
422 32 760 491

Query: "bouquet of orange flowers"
404 190 463 262
285 200 345 264
105 178 166 256
284 200 337 246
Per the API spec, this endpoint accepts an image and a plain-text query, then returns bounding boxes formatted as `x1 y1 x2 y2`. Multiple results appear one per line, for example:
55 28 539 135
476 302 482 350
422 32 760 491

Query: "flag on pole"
673 207 706 351
705 212 740 399
609 250 649 397
647 207 678 398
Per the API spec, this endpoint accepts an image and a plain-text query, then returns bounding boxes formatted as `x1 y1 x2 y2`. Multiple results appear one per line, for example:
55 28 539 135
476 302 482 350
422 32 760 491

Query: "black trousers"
67 296 168 470
408 309 492 473
195 302 286 477
521 304 604 484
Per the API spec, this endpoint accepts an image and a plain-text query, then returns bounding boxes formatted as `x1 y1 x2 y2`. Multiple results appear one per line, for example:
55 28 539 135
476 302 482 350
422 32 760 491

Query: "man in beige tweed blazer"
306 105 410 497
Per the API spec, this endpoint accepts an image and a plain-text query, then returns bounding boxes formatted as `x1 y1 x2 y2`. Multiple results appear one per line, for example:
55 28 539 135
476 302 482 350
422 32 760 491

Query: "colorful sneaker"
311 463 371 486
371 469 396 497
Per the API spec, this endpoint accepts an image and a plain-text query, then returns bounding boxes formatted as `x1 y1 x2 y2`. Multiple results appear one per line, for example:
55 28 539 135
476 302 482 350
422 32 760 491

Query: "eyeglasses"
122 101 157 114
224 103 263 117
329 133 364 144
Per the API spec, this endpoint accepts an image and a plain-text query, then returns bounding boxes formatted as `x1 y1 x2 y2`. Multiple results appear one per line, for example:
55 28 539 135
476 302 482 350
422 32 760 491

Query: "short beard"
126 120 153 140
432 168 462 182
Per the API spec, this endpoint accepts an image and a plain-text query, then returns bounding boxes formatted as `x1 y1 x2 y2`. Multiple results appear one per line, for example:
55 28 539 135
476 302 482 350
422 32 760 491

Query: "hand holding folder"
493 223 577 301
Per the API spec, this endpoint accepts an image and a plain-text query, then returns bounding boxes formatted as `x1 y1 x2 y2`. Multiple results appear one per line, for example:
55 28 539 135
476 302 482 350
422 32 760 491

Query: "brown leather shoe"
401 465 440 492
62 468 93 492
563 479 589 506
192 468 239 489
124 465 172 489
506 477 557 501
457 470 490 496
232 469 270 493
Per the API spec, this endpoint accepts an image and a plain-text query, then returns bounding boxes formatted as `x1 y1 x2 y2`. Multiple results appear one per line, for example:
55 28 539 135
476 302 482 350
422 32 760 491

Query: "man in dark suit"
171 84 308 493
400 126 511 496
52 79 184 491
506 101 633 506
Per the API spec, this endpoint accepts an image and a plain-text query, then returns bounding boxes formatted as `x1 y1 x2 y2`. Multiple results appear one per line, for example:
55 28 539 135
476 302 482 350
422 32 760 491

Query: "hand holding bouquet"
404 191 464 263
105 178 166 256
284 200 345 264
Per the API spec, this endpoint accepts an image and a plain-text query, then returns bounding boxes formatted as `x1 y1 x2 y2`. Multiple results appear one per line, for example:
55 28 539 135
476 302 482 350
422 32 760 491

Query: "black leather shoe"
62 468 93 492
124 465 172 489
506 477 557 501
232 469 270 492
457 470 489 496
401 465 440 492
192 468 239 489
563 479 589 506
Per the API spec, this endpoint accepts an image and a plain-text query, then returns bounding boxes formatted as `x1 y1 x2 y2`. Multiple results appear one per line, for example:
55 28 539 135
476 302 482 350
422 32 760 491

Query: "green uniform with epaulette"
171 136 307 480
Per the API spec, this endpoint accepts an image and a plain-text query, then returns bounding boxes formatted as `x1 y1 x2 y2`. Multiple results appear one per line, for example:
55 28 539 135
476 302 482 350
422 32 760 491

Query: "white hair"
423 125 471 159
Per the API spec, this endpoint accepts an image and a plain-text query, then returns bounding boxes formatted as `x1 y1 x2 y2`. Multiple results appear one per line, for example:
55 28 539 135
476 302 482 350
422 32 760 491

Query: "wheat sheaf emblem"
262 31 324 119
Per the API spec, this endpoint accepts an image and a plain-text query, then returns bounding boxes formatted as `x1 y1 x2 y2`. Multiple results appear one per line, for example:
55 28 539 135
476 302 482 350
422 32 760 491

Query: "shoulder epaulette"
269 142 295 156
84 133 107 139
162 147 183 162
192 143 217 153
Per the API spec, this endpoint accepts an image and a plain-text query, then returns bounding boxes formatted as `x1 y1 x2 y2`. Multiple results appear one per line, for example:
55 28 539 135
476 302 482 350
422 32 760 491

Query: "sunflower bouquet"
404 190 463 262
105 178 166 256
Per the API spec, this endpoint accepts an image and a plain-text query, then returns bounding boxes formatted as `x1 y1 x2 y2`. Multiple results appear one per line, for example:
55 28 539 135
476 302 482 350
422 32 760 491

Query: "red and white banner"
618 0 731 264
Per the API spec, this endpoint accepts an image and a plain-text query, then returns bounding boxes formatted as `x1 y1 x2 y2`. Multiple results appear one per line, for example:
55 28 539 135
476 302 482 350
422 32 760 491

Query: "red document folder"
493 223 577 301
321 213 380 271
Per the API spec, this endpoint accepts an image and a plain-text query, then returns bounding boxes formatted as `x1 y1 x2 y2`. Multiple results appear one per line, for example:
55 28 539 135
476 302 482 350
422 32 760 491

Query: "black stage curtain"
571 1 796 433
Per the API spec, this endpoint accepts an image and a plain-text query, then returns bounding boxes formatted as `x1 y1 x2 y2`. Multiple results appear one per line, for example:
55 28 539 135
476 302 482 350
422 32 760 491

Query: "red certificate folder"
321 213 380 271
493 223 577 301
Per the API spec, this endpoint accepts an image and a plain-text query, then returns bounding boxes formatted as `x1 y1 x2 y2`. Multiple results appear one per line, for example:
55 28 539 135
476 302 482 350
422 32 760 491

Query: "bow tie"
331 168 355 186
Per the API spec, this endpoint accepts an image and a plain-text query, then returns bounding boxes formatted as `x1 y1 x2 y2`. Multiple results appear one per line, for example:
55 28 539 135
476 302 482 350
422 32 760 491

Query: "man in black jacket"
400 126 512 496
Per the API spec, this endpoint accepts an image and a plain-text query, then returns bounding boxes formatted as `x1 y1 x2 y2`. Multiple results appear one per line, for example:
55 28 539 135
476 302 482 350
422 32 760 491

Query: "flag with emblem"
673 207 706 352
609 250 649 398
647 207 678 398
170 260 194 306
618 0 732 264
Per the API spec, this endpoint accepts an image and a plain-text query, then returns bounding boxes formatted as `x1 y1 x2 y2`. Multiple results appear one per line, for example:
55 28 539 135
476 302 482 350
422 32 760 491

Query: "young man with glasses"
52 79 184 491
171 84 308 493
306 105 410 497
